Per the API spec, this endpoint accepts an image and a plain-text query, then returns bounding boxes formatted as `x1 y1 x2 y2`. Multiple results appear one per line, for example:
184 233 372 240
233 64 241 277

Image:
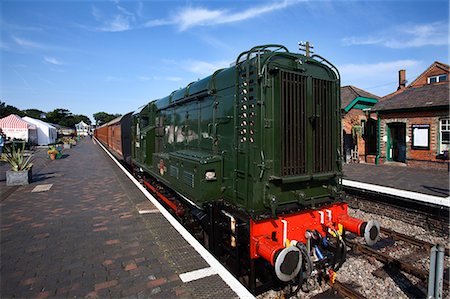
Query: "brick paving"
343 163 449 197
0 138 238 298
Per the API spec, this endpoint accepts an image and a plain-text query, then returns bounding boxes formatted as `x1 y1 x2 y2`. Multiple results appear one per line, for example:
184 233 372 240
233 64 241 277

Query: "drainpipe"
375 112 381 165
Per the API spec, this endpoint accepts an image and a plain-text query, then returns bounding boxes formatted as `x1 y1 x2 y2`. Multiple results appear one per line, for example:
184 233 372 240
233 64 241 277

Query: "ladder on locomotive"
233 45 289 205
234 63 255 204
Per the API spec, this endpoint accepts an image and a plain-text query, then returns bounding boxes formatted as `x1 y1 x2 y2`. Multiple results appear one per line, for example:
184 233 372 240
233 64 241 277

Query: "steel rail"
332 280 367 299
346 238 449 289
380 227 449 257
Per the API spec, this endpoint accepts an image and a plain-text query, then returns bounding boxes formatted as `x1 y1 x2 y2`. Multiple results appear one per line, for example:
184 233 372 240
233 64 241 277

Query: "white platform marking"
342 179 450 208
179 267 218 283
31 184 53 193
95 137 255 299
138 209 160 214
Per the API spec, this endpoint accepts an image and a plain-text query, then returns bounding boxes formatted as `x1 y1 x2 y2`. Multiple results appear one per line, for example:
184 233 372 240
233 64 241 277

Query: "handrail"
184 81 195 97
207 68 226 94
311 54 341 81
235 44 289 66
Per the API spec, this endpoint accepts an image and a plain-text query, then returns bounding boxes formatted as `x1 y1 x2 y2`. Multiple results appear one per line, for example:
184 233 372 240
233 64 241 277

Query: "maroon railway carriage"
94 112 132 163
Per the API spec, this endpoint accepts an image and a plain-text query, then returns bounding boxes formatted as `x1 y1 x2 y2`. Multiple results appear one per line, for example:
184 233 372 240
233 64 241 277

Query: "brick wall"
342 110 367 161
411 65 449 87
378 109 449 169
346 196 449 237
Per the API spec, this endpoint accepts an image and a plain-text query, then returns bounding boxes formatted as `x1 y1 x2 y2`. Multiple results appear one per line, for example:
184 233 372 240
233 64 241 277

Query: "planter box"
63 143 71 149
6 169 32 186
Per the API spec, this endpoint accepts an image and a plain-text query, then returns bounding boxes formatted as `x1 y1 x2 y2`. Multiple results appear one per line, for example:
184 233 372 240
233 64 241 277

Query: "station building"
341 86 380 163
373 61 449 170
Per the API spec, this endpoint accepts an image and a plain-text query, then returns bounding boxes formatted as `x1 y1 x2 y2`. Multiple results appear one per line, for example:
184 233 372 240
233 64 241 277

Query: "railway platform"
0 138 250 298
342 163 449 207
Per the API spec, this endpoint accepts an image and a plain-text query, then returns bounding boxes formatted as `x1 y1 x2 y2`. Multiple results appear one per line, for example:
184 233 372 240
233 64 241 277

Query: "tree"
23 109 46 119
74 115 91 125
51 113 91 128
93 112 121 126
0 101 25 118
46 108 72 125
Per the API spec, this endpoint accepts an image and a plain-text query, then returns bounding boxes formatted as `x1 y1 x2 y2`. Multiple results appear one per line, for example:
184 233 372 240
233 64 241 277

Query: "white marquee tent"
75 121 90 136
23 116 57 145
0 114 38 144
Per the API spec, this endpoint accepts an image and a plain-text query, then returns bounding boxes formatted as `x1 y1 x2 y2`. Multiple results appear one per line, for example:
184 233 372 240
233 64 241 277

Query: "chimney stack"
398 69 406 90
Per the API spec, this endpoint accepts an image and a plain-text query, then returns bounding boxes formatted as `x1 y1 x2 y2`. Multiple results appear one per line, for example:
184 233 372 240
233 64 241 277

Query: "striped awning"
0 114 36 130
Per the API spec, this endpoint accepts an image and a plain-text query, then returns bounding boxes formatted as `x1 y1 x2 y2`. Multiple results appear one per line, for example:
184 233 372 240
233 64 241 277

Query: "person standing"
0 129 4 155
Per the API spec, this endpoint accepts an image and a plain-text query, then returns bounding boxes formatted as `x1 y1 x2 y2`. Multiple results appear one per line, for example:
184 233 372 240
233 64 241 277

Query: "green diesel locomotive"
113 45 379 293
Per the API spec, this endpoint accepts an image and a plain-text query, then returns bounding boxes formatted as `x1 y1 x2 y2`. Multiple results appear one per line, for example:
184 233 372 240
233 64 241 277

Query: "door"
387 123 406 163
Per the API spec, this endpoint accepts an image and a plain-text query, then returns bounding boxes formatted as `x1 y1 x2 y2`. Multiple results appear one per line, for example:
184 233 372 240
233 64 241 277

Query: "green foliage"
24 109 46 119
1 104 91 128
1 144 33 171
45 108 72 124
47 145 59 155
46 108 91 128
352 125 362 139
93 112 121 126
0 101 25 118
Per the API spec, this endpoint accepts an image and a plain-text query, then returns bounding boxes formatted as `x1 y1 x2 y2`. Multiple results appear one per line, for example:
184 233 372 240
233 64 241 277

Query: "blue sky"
1 0 448 121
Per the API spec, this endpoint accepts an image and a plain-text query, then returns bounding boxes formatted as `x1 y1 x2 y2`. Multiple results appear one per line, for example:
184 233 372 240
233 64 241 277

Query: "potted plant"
47 146 59 160
62 137 71 149
1 144 33 186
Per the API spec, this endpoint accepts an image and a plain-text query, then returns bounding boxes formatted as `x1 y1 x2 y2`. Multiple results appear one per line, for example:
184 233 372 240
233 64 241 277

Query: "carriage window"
141 116 149 128
155 116 165 137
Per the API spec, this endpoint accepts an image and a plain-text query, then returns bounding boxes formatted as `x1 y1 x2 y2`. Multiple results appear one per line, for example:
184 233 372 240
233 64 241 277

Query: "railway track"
331 280 366 299
346 230 449 291
380 227 450 256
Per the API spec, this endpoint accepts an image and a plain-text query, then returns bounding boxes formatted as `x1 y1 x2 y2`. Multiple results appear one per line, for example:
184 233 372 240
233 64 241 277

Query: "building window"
411 124 430 150
427 74 448 84
440 118 450 154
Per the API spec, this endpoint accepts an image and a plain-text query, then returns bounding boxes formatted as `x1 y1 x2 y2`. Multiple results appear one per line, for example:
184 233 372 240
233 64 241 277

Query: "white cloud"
142 0 301 31
175 7 223 31
136 2 144 18
105 76 125 82
89 1 300 32
91 6 102 21
342 21 448 48
1 21 43 32
90 4 136 32
44 56 63 65
176 1 298 31
138 75 183 82
158 76 183 82
143 18 175 28
339 60 423 96
12 35 47 49
138 76 152 81
183 60 230 76
98 14 132 32
0 41 12 51
117 5 135 18
339 60 421 76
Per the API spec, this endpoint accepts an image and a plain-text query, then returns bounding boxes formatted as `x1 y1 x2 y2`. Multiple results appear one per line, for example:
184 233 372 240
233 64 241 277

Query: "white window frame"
439 118 450 154
428 74 448 84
